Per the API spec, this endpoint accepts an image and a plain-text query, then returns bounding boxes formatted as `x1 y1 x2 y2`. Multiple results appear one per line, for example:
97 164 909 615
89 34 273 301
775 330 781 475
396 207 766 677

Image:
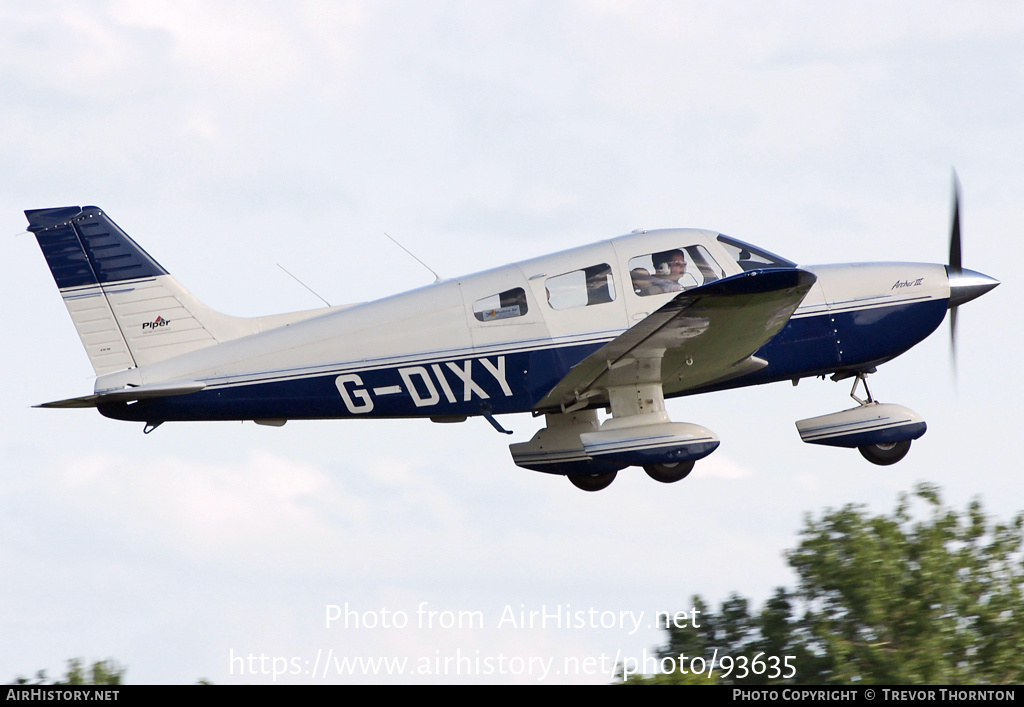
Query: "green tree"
9 659 125 686
625 483 1024 685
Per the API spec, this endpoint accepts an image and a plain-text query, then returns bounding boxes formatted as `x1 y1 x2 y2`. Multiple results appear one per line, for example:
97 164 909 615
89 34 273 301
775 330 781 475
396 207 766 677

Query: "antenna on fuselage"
384 232 444 284
276 264 333 307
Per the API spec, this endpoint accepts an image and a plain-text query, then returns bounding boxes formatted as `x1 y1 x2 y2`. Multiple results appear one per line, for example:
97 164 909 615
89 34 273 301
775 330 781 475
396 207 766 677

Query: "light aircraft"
25 183 998 491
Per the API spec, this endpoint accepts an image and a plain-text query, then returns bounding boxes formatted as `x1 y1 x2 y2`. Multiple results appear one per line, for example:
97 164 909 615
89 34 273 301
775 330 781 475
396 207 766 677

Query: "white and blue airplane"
25 185 998 491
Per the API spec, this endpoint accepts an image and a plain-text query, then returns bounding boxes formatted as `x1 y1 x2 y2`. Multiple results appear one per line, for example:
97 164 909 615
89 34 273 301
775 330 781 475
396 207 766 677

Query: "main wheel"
568 471 617 492
858 439 912 466
643 461 695 483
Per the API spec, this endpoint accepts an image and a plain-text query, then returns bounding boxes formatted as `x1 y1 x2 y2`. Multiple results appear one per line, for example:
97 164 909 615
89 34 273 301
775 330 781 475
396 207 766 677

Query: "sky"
1 0 1021 685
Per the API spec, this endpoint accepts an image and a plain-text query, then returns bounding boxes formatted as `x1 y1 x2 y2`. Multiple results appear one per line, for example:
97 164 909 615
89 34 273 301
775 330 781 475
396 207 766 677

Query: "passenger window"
628 245 726 297
545 264 616 310
474 287 529 322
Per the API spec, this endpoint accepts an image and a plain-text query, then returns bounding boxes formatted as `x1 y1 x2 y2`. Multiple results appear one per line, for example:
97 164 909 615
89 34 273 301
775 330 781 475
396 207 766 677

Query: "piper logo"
142 315 170 331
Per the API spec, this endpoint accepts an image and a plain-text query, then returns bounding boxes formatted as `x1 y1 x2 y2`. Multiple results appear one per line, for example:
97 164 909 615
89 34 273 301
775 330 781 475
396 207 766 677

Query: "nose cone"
946 266 1000 308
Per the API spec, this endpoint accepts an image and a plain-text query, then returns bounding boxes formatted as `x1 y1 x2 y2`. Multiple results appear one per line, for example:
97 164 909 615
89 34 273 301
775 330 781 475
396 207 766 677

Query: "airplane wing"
535 268 817 413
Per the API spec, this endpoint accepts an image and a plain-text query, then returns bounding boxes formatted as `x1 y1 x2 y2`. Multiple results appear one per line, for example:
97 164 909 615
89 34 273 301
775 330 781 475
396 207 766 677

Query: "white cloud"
51 451 359 567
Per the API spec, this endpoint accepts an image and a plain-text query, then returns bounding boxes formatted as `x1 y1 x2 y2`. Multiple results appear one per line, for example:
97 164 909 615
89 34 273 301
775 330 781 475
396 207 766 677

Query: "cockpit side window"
545 264 616 310
628 245 725 297
473 287 529 322
716 234 796 270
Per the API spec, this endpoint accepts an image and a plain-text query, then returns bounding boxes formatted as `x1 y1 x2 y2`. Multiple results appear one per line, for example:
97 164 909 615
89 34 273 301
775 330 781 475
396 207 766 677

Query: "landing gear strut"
848 372 875 405
847 374 914 466
796 372 926 466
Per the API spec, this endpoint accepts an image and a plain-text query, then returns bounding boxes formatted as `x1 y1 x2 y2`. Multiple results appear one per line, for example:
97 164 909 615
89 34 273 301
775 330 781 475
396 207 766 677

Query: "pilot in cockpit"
646 249 688 293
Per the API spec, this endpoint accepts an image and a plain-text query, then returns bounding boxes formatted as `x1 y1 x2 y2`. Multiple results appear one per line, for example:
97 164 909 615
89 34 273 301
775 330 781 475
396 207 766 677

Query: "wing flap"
537 268 816 411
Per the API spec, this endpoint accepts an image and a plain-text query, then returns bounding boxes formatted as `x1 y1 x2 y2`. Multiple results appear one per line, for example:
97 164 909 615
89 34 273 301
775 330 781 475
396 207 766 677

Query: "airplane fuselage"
91 229 950 424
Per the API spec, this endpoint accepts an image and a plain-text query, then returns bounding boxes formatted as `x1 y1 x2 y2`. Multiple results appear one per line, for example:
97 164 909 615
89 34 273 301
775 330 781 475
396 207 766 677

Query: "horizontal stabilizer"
36 381 206 409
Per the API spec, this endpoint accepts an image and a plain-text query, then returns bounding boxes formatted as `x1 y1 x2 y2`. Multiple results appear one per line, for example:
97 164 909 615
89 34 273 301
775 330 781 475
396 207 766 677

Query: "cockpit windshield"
716 234 796 271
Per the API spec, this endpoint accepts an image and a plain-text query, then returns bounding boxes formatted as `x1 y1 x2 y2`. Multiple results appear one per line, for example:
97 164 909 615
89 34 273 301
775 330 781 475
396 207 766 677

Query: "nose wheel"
797 372 926 466
848 374 912 465
858 439 912 466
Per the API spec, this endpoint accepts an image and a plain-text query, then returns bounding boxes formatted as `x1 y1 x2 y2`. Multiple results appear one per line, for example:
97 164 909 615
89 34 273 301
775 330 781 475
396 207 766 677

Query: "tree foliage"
626 483 1024 684
9 658 125 686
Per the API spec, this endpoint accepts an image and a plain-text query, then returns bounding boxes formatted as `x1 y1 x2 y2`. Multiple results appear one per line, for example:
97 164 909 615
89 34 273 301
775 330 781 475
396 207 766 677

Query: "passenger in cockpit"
630 268 654 295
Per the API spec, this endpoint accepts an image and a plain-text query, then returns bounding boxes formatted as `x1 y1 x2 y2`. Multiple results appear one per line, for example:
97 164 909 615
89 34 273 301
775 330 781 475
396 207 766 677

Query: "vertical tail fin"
26 206 253 376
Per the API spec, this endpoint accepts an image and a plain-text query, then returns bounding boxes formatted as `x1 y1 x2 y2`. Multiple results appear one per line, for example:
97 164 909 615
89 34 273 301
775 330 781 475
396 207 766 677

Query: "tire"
643 461 695 483
858 439 912 466
568 471 617 492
